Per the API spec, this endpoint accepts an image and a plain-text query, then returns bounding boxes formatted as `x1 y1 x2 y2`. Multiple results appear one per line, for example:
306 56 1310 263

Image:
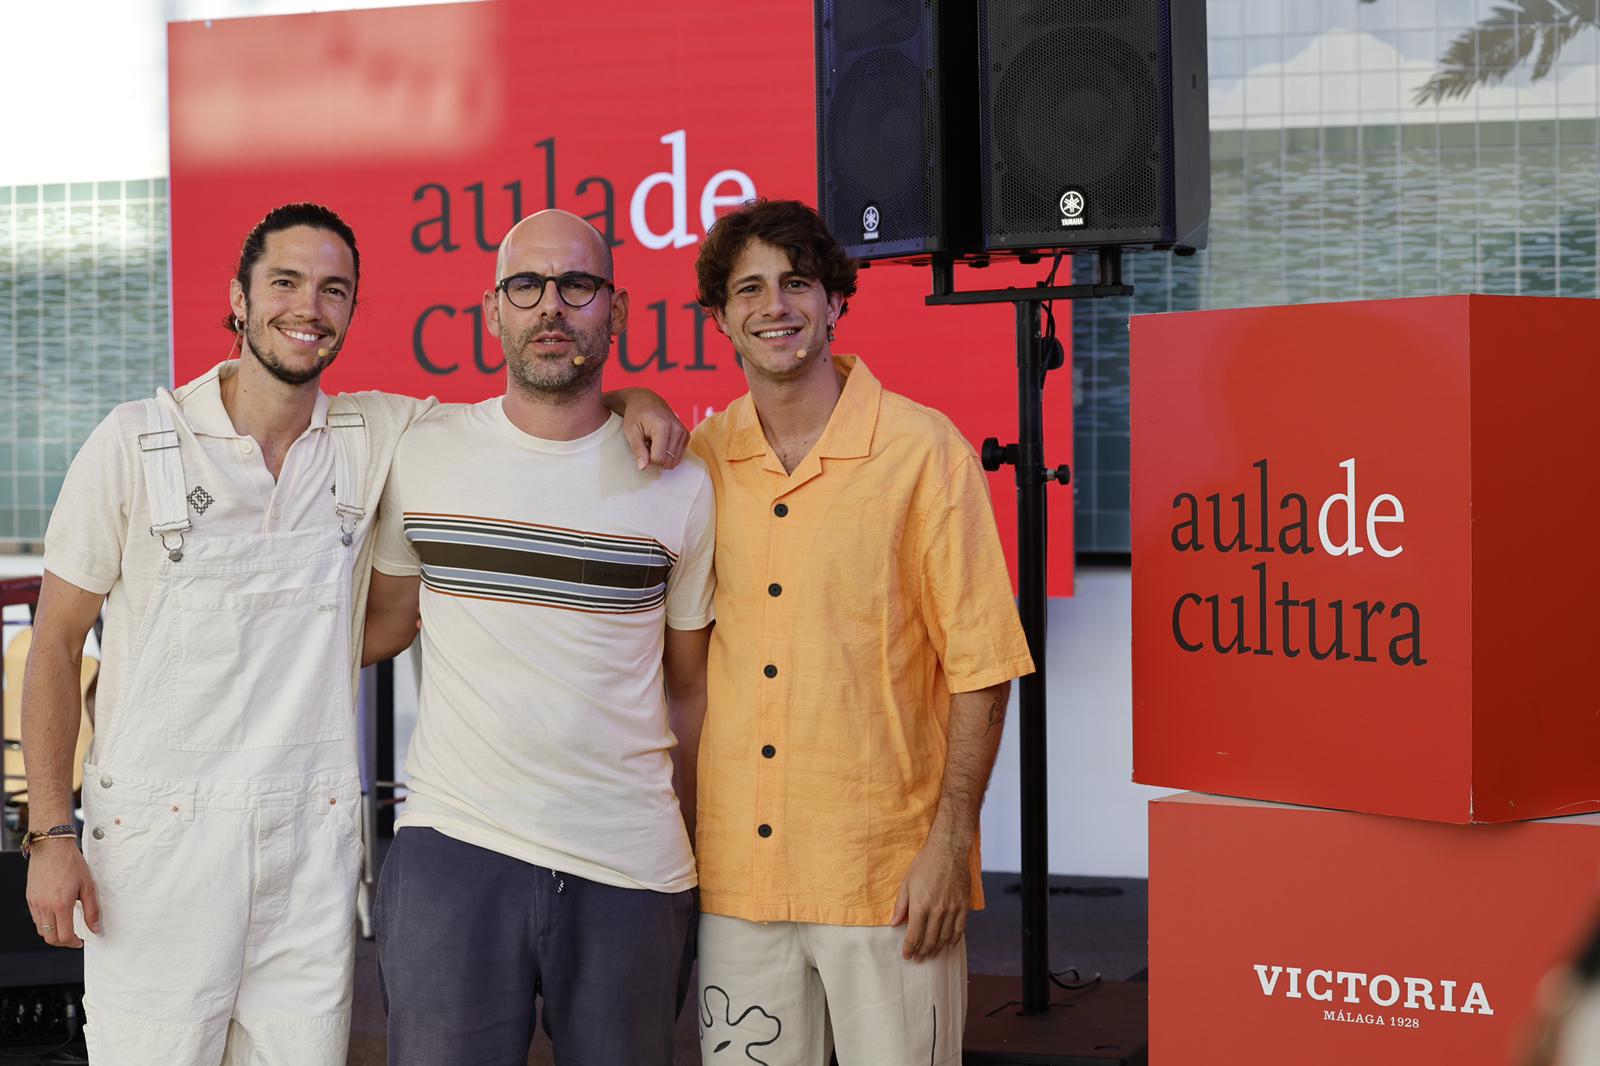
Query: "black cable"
1038 252 1065 385
1048 966 1103 992
980 968 1103 1010
43 1045 87 1066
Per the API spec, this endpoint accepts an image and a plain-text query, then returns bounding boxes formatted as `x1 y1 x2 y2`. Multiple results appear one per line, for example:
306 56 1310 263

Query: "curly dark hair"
695 198 858 317
225 202 360 332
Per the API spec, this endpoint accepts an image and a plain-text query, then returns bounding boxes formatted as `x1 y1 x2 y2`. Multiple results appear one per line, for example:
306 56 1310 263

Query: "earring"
827 322 836 342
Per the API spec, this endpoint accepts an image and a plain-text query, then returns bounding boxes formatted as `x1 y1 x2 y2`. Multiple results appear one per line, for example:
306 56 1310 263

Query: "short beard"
503 321 609 403
242 313 336 386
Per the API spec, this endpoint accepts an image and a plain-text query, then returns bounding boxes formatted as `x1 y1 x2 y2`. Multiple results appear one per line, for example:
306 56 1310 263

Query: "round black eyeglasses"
496 271 615 309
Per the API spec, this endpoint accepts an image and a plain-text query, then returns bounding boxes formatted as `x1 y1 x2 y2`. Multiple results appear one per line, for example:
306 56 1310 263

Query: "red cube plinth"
1131 296 1600 823
1150 792 1600 1066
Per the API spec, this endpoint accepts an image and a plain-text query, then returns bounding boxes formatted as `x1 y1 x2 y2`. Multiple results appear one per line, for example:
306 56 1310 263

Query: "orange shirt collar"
724 354 882 463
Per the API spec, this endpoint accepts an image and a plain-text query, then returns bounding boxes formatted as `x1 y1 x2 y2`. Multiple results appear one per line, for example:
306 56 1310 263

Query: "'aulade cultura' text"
1169 458 1427 667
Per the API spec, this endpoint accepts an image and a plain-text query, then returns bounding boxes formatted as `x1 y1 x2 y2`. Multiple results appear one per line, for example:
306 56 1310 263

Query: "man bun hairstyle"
695 198 858 317
225 202 361 333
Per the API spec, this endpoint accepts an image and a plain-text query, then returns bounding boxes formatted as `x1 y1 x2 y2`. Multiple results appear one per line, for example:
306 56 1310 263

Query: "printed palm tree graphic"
1359 0 1600 103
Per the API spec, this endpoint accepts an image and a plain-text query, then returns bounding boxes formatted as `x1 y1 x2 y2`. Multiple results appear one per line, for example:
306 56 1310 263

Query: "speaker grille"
817 0 944 259
825 50 934 249
835 2 919 49
980 0 1174 250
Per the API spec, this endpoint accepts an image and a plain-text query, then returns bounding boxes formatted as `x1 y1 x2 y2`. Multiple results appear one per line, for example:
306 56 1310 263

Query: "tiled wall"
1071 3 1600 553
0 180 169 542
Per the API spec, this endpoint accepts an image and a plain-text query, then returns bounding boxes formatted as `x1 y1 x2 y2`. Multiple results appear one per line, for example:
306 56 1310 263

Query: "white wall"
1 0 483 185
980 566 1165 878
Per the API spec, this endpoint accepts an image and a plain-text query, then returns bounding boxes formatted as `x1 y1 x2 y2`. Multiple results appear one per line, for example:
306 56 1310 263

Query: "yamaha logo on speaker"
861 203 881 242
1059 188 1086 227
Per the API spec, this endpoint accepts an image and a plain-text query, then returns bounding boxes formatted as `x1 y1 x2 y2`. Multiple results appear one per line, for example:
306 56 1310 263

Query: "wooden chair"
2 626 98 838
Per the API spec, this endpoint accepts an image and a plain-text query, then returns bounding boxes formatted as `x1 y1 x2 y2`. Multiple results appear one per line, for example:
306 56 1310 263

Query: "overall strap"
327 397 368 545
138 392 192 558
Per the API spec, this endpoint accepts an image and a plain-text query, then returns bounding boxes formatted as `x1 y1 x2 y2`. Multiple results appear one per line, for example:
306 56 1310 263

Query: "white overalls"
77 388 369 1065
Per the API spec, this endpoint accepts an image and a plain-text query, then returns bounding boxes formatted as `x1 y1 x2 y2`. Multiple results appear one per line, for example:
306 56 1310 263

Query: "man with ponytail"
21 202 685 1065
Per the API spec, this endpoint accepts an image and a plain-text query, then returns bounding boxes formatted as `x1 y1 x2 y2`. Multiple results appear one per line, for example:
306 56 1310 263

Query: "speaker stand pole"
375 658 396 839
928 250 1148 1065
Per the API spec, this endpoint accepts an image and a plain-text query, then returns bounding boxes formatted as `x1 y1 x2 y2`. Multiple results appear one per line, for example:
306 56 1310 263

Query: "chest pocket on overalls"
166 580 350 751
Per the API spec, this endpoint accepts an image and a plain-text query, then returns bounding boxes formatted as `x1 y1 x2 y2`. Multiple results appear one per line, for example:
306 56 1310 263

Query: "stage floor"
9 864 1147 1066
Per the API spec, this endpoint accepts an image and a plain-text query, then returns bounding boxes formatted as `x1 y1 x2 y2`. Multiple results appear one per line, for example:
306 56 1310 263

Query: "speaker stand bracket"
925 249 1134 306
925 248 1146 1064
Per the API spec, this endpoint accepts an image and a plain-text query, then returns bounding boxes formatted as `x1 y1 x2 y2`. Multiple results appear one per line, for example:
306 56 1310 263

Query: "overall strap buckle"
327 407 368 547
138 397 193 561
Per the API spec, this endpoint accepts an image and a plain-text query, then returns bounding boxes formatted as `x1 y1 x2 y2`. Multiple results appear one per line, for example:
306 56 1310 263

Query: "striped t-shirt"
373 399 715 892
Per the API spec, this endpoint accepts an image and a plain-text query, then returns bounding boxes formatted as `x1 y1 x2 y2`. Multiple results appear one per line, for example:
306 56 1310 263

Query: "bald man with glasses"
361 209 714 1066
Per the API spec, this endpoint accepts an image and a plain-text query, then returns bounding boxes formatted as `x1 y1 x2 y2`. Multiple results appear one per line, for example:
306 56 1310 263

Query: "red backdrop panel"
1131 295 1600 823
1151 793 1600 1066
1132 298 1473 821
166 2 1074 594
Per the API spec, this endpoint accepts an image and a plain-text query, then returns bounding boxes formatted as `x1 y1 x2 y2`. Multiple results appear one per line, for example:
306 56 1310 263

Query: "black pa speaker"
977 0 1210 254
815 1 1209 261
814 0 980 260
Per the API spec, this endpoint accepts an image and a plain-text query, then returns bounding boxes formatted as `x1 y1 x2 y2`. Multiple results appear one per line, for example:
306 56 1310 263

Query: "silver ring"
665 450 679 459
39 923 54 933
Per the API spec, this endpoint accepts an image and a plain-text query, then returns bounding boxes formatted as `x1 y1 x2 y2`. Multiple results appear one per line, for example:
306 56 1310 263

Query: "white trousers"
697 914 967 1066
77 770 362 1066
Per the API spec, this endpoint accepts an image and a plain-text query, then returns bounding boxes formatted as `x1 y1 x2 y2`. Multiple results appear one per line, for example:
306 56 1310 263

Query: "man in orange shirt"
689 199 1035 1065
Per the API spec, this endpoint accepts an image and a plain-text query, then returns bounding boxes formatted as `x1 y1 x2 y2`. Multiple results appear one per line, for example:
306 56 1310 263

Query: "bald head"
496 209 614 282
484 208 628 405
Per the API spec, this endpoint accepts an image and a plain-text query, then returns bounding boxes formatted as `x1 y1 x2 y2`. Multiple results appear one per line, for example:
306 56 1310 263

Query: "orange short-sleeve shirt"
689 356 1035 926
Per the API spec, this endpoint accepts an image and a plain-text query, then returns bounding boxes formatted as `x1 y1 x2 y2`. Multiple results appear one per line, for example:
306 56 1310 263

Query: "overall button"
99 775 113 789
763 664 778 678
761 744 776 759
757 823 773 838
774 503 789 517
91 828 105 840
768 583 782 597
